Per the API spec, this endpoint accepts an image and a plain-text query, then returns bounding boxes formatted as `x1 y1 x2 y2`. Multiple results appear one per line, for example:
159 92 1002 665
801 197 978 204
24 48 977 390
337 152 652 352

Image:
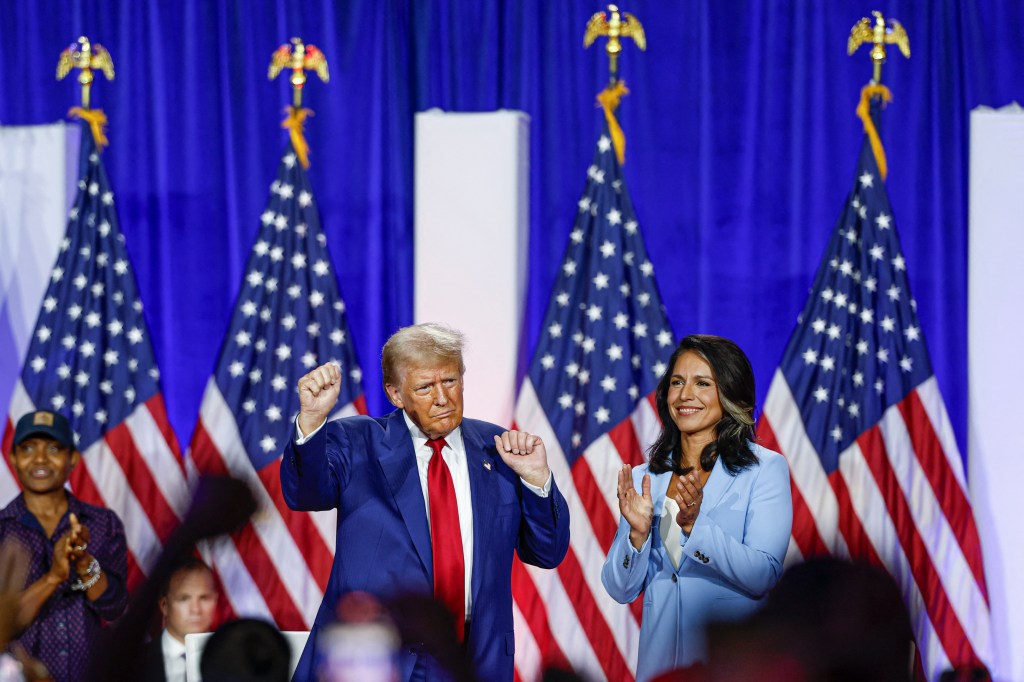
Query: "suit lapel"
700 454 730 511
378 410 432 575
462 419 499 606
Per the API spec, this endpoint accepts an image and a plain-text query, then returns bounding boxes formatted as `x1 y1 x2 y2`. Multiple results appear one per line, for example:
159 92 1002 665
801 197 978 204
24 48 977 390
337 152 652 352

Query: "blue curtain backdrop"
1 1 1021 461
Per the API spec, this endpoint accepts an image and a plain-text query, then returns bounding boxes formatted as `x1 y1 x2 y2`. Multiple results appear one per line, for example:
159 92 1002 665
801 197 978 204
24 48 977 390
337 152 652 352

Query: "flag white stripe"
198 380 323 626
199 536 274 621
877 403 992 662
915 377 969 491
629 396 661 454
763 370 844 553
308 509 337 556
837 440 952 679
517 381 641 668
581 435 629 533
783 536 803 568
525 563 606 681
124 404 189 518
512 600 543 682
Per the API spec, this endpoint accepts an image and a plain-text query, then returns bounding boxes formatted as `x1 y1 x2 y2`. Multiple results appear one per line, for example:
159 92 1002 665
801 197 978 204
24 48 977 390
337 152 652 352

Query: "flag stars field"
188 143 365 630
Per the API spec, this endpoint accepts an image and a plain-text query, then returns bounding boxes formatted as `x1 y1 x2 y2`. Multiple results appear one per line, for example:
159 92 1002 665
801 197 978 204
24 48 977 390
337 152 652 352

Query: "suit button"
693 551 700 558
671 574 677 583
702 557 709 564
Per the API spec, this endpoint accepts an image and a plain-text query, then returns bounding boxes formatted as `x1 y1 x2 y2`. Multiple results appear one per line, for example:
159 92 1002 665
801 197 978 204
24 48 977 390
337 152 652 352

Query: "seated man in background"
141 556 219 681
0 410 128 682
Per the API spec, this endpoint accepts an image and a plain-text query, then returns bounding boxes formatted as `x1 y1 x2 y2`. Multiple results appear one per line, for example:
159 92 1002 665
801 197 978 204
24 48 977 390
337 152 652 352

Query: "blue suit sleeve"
281 419 348 512
515 477 571 569
682 451 793 597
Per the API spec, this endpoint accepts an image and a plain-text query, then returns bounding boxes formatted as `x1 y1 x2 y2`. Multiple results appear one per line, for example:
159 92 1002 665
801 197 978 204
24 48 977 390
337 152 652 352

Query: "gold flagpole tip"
848 11 910 85
269 37 330 109
56 36 115 110
584 5 646 85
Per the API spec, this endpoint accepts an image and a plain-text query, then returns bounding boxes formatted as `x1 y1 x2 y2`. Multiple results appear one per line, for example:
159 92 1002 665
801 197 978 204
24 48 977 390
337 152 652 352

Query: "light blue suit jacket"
601 442 792 682
281 410 570 682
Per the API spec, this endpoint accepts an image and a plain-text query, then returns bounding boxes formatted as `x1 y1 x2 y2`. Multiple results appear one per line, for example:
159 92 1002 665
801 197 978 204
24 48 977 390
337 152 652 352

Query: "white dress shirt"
659 495 684 570
161 629 187 682
402 413 475 620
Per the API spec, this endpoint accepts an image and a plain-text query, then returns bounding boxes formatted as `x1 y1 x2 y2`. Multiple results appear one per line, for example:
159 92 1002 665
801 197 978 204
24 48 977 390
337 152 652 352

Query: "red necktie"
426 438 465 642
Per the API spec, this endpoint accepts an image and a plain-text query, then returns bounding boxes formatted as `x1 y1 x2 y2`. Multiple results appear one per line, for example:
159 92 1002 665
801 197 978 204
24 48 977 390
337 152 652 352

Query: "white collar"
161 629 187 657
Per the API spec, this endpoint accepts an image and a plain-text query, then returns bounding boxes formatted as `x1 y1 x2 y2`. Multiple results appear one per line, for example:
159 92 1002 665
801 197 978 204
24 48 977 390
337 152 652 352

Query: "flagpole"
268 37 330 169
848 11 910 182
56 36 115 148
583 4 646 86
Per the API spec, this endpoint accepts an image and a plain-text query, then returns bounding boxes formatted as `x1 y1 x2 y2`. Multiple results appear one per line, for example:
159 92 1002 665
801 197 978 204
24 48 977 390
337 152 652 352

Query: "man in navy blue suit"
282 323 570 681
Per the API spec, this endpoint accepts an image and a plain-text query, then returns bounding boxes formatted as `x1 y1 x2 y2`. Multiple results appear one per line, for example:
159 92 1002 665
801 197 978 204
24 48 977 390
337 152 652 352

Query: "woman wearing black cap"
0 409 128 682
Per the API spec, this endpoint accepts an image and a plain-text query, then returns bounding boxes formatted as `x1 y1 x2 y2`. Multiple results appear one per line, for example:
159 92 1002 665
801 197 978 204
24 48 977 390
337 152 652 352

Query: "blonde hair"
381 323 466 388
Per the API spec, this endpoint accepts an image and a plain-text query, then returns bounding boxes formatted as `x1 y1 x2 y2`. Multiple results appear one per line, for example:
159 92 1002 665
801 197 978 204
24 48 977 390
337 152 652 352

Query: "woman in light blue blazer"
602 335 793 682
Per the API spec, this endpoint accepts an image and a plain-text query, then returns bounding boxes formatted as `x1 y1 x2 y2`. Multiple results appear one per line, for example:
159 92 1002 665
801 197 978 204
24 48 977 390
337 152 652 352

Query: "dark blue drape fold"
2 1 1022 460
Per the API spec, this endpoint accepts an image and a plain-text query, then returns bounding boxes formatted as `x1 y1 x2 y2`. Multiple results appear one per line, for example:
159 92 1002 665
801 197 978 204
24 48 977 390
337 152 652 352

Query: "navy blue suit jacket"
281 410 570 681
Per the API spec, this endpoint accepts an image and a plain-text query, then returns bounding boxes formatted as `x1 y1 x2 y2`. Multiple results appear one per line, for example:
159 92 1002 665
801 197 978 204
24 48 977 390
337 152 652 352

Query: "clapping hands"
616 464 653 550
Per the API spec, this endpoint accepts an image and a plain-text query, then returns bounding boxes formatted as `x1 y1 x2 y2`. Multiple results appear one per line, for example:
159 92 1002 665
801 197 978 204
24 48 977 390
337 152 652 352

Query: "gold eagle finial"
56 36 115 110
269 37 329 108
584 5 645 83
848 11 910 83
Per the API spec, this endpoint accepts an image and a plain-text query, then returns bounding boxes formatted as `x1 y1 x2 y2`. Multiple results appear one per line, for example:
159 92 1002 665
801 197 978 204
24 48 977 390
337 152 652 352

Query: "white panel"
0 122 79 424
186 630 308 681
414 110 529 427
968 103 1024 682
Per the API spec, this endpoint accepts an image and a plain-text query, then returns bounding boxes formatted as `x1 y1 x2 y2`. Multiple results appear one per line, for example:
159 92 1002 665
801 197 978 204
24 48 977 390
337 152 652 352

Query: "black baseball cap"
13 410 75 448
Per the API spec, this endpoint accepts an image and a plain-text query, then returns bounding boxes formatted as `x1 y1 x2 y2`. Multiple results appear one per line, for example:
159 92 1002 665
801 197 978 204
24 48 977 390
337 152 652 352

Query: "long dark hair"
648 334 758 475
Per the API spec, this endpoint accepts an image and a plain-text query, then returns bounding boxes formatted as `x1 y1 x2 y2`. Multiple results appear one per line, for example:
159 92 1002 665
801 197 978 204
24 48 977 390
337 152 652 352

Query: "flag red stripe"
2 420 14 466
125 552 143 593
608 415 646 468
68 457 148 590
69 456 104 507
256 459 332 590
104 419 181 541
757 417 830 557
228 522 307 630
856 426 981 667
145 394 185 461
554 547 634 682
829 471 883 567
190 422 319 626
209 566 239 630
568 435 644 631
897 392 988 599
189 423 231 477
511 561 571 674
570 454 618 554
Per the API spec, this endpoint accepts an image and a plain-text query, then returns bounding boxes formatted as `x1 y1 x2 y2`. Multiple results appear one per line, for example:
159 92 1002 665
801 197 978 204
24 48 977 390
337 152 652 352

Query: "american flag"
756 100 993 679
1 125 190 590
187 145 366 630
511 116 675 682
